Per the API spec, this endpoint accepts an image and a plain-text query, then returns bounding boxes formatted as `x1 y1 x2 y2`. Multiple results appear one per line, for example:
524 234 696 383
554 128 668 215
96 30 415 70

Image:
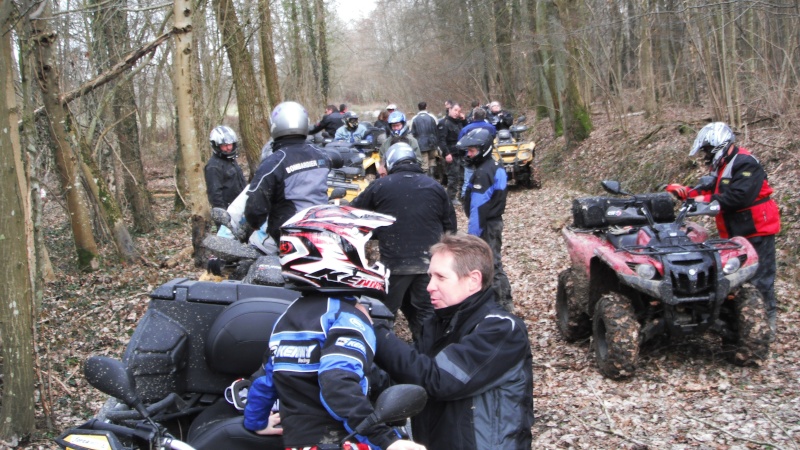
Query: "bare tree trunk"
191 0 211 162
556 0 592 147
0 1 36 440
15 3 53 299
30 1 100 271
96 0 157 233
214 0 270 174
493 0 515 107
640 0 658 118
76 131 138 264
259 0 282 108
314 0 328 103
174 0 210 260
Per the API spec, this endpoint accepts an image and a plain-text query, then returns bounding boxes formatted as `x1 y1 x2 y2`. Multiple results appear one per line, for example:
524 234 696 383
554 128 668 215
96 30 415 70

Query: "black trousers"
482 219 513 312
385 273 434 342
444 154 463 201
748 234 777 315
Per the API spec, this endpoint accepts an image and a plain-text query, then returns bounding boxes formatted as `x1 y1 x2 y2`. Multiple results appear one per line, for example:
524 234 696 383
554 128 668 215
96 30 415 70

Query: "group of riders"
202 100 534 450
201 99 781 450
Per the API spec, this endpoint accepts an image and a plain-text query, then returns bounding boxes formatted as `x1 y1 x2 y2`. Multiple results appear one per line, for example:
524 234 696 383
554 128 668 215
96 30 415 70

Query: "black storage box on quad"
572 193 675 229
123 278 297 403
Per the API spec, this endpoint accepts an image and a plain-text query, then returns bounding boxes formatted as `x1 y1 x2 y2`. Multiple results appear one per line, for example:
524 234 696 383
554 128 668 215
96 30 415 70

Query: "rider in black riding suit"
244 101 332 243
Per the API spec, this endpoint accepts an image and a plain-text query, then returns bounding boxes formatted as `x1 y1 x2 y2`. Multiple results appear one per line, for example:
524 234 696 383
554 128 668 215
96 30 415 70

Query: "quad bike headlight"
635 263 657 280
723 257 741 275
517 150 532 161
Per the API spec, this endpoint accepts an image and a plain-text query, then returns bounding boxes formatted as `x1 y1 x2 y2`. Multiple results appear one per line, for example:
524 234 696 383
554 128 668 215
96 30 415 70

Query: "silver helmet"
209 125 239 159
385 142 417 172
270 101 309 139
690 122 735 169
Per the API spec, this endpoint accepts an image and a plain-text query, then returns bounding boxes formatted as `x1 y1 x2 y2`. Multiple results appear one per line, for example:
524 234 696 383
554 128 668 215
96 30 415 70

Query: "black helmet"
385 142 417 172
343 111 359 131
209 125 239 159
457 128 493 167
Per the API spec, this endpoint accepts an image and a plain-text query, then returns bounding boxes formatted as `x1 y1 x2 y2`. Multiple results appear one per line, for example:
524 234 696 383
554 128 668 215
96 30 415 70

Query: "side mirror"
211 208 233 228
346 384 427 442
601 180 627 195
84 356 149 419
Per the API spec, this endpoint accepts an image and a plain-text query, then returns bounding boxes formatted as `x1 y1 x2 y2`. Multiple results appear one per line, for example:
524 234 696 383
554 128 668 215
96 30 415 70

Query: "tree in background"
0 0 36 441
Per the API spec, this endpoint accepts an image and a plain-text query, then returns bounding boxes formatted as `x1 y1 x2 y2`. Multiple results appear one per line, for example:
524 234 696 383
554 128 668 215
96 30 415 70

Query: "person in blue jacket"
334 111 373 143
457 108 496 198
458 127 513 312
243 205 425 450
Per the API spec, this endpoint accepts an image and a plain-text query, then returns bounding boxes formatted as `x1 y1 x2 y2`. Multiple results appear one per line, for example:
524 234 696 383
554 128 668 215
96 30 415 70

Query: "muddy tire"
555 268 590 341
593 292 640 379
726 284 770 366
518 166 533 189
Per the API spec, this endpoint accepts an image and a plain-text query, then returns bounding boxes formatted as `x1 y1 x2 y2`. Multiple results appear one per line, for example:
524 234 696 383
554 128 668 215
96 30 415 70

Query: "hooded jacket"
374 288 534 450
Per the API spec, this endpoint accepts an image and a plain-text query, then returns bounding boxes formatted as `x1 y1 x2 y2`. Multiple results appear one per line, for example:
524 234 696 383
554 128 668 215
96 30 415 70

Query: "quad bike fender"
562 228 605 275
593 246 636 276
723 261 759 292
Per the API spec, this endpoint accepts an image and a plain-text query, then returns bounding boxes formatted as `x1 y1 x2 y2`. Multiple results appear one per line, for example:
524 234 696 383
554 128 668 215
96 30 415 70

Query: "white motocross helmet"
279 205 396 298
689 122 735 169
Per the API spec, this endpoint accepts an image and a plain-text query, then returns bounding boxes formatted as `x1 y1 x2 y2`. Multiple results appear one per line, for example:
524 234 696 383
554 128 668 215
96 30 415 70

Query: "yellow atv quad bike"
361 147 381 182
325 140 372 204
328 169 370 204
492 116 539 188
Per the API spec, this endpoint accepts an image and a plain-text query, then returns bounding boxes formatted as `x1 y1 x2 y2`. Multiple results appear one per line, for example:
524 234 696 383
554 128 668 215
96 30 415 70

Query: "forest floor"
23 106 800 449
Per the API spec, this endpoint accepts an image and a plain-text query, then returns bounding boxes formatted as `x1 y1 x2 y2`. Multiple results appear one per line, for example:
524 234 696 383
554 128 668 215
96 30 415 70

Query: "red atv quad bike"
556 180 771 379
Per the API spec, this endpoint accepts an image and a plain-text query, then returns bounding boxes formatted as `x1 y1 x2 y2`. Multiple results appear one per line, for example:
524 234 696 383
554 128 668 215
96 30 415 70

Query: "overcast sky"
334 0 376 21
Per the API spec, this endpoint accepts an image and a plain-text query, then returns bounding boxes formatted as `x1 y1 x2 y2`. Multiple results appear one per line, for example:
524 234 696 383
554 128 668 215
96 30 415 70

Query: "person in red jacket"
666 122 781 336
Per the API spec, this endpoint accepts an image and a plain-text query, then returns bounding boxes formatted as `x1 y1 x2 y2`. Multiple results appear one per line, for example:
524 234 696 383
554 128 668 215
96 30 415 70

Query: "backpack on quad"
556 180 770 379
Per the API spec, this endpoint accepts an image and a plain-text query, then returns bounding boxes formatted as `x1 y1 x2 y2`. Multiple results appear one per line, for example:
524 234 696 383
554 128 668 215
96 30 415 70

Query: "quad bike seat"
496 129 514 144
606 228 640 249
187 397 283 450
205 297 294 377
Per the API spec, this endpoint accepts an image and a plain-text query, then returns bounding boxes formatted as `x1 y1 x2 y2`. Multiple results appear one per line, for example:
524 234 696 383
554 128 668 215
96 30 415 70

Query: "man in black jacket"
486 101 513 130
352 143 456 341
245 101 332 242
205 125 246 209
372 233 533 450
308 104 343 138
410 102 440 177
437 103 466 205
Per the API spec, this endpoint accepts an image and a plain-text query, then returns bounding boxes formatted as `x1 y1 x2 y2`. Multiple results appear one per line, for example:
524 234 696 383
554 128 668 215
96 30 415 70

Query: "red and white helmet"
279 205 395 298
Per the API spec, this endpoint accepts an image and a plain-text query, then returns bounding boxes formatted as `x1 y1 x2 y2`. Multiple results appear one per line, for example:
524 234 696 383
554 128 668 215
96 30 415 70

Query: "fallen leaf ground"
24 108 800 449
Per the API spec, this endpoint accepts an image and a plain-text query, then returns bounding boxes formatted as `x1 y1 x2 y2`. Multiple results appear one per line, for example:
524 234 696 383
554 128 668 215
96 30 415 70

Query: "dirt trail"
499 183 800 449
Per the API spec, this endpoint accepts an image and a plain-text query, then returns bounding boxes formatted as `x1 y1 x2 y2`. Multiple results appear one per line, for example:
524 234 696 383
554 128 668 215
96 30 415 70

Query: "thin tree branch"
58 27 178 105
